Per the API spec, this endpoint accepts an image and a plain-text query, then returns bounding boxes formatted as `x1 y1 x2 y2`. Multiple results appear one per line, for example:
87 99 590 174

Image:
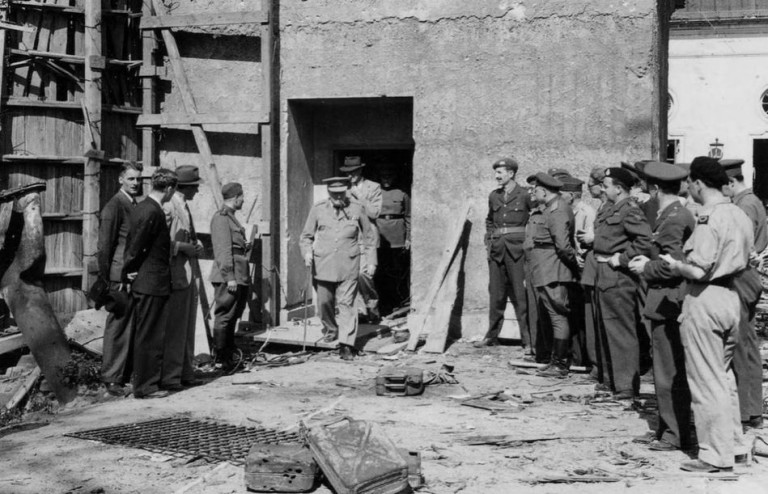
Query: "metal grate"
66 417 301 465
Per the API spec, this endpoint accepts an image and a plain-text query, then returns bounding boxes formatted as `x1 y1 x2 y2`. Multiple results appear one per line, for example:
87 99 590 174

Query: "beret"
530 172 563 191
589 167 606 183
643 162 688 183
323 176 351 193
547 168 571 180
604 167 635 190
340 156 365 172
492 157 518 171
719 159 745 178
620 161 641 184
560 176 584 192
222 182 243 200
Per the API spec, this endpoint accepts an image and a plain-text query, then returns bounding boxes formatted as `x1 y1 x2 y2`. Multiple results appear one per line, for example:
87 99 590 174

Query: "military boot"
536 339 570 378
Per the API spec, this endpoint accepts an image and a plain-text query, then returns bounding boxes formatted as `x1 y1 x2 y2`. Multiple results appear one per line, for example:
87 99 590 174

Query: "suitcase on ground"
399 449 424 489
306 417 409 494
244 443 318 492
376 366 425 396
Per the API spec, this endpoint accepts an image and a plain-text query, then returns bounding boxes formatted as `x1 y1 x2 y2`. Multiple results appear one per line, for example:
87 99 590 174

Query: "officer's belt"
380 214 404 220
492 226 526 236
693 275 734 289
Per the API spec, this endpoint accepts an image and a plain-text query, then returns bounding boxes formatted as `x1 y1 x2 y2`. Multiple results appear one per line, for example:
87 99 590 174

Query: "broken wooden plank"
507 360 589 373
5 367 41 410
422 250 462 354
136 111 268 127
376 341 408 355
406 202 471 351
0 20 36 33
0 333 26 355
465 433 616 446
140 11 266 30
525 475 621 484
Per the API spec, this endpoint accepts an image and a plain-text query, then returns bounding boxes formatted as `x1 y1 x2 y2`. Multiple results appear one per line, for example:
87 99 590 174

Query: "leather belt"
493 226 526 235
709 275 734 288
380 214 404 220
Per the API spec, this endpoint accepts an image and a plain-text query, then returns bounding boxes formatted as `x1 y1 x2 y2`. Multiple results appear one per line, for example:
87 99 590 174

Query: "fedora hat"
176 165 202 185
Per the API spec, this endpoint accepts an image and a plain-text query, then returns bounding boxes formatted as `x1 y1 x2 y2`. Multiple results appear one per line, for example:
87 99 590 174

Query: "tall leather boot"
537 339 570 378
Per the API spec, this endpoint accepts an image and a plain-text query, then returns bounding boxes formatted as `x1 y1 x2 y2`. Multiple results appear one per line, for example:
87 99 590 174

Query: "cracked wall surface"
281 0 663 326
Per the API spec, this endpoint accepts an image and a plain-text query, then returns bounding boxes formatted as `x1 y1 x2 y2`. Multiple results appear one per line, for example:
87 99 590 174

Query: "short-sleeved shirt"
732 188 767 253
683 200 753 281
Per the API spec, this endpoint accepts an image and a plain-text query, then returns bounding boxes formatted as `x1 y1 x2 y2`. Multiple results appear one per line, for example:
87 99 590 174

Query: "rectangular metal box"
244 443 318 492
375 366 424 396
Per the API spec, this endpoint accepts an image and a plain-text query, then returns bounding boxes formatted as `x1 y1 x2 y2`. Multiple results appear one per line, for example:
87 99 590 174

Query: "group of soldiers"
97 164 252 399
476 155 765 472
300 156 412 360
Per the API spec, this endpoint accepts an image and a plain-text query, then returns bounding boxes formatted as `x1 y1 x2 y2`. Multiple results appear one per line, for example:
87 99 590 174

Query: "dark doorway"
666 139 679 164
754 139 768 203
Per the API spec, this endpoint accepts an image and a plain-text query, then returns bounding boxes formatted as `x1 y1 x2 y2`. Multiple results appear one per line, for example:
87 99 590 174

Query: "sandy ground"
2 340 768 494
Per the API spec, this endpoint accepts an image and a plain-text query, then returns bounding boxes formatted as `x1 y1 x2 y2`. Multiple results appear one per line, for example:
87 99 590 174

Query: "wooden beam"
136 112 267 127
140 11 266 30
2 154 85 164
2 97 141 114
9 48 141 67
81 0 102 291
0 333 25 355
0 2 7 138
141 0 157 171
0 20 36 33
10 1 84 15
152 0 223 208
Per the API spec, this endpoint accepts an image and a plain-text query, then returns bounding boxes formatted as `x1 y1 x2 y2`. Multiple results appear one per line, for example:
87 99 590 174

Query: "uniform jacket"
209 205 250 285
122 197 171 297
98 190 136 282
300 199 376 282
641 201 695 321
639 195 660 231
378 187 410 249
164 191 198 290
733 188 768 253
524 196 579 287
486 183 534 262
593 197 651 289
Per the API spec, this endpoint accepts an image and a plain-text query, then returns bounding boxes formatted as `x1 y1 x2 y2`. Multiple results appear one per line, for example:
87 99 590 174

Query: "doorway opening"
753 139 768 203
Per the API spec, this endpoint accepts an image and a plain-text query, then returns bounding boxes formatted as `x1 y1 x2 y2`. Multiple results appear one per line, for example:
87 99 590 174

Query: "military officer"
660 156 751 473
592 167 651 399
721 159 765 430
523 173 580 377
209 182 250 372
375 165 411 316
300 177 377 360
628 162 695 452
341 156 382 322
477 157 534 348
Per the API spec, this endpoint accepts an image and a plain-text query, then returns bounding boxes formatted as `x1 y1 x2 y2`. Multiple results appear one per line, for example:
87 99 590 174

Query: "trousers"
101 281 134 384
650 319 692 448
731 267 763 422
161 283 198 386
680 284 748 468
132 292 169 397
317 279 358 347
487 253 528 341
212 283 248 359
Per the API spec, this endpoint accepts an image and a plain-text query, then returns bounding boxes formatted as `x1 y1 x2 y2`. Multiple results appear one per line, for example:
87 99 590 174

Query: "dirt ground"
2 335 768 494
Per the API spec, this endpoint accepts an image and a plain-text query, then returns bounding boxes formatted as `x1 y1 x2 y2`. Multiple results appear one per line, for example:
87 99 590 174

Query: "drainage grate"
65 417 301 465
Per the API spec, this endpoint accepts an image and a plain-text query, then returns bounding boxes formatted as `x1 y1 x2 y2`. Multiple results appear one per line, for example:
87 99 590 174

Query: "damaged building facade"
0 1 671 339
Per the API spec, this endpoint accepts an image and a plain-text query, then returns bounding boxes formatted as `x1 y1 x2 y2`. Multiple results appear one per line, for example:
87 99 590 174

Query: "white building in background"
668 1 768 200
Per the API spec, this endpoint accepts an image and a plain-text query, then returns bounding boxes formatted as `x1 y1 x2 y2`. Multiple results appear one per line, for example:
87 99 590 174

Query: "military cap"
529 172 563 191
719 159 745 178
643 162 688 183
547 168 571 180
604 167 635 190
323 176 351 193
222 182 243 199
560 176 584 192
589 167 606 183
690 156 729 187
492 157 518 171
340 156 365 172
176 165 202 185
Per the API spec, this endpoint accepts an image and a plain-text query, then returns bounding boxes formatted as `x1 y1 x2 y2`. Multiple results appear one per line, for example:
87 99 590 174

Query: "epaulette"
698 215 709 225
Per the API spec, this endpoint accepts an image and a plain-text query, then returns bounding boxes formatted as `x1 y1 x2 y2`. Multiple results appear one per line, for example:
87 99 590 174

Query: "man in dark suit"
122 168 177 399
476 157 534 348
97 161 142 396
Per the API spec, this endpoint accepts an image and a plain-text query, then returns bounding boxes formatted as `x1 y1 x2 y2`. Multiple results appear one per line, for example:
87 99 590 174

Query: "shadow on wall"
159 129 262 158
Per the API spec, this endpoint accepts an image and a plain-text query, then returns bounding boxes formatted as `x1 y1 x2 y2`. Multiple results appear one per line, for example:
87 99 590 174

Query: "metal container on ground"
244 443 318 492
375 366 424 396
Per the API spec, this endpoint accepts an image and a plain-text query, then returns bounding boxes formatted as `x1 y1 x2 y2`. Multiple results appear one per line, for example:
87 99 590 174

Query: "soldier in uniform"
375 165 411 316
523 173 580 377
161 165 204 390
301 177 377 360
341 156 382 322
97 161 141 396
592 167 651 399
628 162 695 452
721 159 766 430
660 156 751 473
209 182 250 372
476 157 534 348
560 176 595 368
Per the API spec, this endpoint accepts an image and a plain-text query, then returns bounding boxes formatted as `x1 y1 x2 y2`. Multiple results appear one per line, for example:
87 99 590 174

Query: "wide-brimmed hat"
176 165 202 185
340 156 365 172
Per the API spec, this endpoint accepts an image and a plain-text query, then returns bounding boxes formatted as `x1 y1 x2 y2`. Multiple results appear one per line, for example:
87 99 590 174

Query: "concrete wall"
669 35 768 183
280 0 664 333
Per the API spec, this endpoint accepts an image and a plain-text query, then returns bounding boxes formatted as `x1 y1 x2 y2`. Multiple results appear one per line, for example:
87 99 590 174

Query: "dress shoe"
594 383 611 392
743 416 763 431
105 383 126 397
632 431 656 444
613 390 635 400
536 365 568 378
181 378 204 387
680 459 732 473
473 338 499 348
648 440 678 452
135 390 170 399
339 345 354 361
322 333 339 344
